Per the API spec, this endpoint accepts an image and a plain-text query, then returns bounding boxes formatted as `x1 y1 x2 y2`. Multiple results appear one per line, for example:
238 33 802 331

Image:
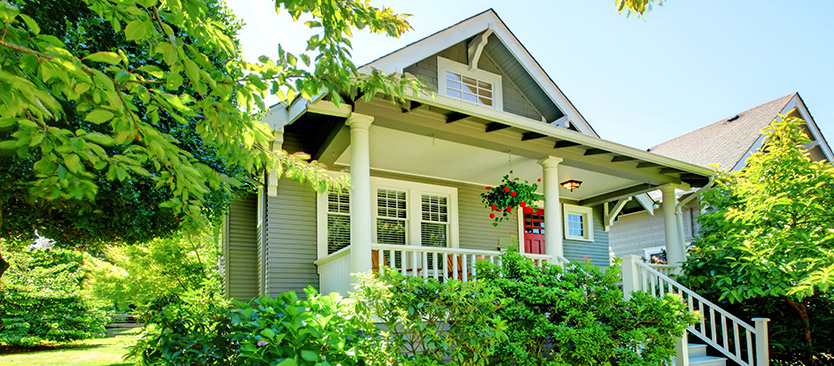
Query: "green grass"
0 328 140 366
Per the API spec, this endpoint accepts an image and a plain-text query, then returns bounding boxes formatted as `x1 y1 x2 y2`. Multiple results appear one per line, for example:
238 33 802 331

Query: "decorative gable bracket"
467 28 494 71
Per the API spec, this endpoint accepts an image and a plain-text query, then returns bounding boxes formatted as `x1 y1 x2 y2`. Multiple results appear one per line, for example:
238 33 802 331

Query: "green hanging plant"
481 171 543 226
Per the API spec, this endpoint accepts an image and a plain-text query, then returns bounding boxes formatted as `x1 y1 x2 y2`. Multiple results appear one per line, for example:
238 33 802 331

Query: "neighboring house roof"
649 94 796 171
648 93 834 172
359 8 599 137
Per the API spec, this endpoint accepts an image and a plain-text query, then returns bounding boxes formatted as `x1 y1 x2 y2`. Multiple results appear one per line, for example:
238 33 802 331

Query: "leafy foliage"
476 249 697 365
128 283 233 365
230 288 369 366
0 0 421 249
82 230 222 312
616 0 664 17
481 172 543 226
680 115 834 363
0 247 108 346
352 270 508 365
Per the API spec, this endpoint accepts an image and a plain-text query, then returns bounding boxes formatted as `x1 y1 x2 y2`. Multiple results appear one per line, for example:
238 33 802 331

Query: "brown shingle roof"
648 93 796 171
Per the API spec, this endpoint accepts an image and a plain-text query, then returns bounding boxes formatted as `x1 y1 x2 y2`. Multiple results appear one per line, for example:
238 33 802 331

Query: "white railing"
314 246 352 295
371 243 556 281
648 263 678 277
621 256 770 366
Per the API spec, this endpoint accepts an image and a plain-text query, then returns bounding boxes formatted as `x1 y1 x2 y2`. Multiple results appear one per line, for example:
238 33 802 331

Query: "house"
609 93 834 261
219 9 714 300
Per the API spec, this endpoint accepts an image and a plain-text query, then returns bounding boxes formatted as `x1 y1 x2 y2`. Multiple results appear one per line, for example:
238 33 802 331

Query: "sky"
225 0 834 150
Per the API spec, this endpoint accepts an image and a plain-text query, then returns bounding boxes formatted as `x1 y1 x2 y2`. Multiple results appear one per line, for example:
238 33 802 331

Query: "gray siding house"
220 9 713 301
609 93 834 261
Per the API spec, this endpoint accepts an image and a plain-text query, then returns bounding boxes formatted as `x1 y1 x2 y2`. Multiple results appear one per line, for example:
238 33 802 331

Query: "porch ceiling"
333 126 635 202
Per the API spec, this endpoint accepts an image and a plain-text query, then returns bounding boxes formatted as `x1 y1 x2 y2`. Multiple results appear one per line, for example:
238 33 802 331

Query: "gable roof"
359 9 599 137
648 93 803 171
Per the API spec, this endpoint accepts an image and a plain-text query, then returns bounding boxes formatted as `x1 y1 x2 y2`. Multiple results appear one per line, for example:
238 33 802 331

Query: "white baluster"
452 254 459 280
753 318 770 366
433 252 439 280
422 251 428 278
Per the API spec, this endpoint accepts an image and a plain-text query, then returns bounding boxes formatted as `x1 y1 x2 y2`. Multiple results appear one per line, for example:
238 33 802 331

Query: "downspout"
674 176 715 258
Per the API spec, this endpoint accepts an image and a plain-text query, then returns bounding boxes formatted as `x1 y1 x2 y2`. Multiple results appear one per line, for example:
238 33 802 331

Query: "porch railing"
315 244 568 294
621 256 770 366
647 263 678 277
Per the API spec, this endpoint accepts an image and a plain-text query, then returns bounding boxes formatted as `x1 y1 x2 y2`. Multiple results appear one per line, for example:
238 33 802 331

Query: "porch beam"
313 122 350 167
578 183 654 206
354 100 684 185
637 162 662 169
521 132 547 141
485 122 510 132
611 155 637 162
445 112 469 124
554 140 580 149
346 113 375 282
583 148 609 156
401 101 424 113
603 198 631 231
538 156 564 258
659 167 684 174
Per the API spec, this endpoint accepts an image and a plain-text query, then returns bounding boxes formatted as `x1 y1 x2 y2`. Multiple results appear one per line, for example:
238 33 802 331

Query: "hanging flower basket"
481 171 543 226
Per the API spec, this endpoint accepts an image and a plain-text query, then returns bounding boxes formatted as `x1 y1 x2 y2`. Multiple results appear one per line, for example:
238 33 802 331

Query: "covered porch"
267 94 713 295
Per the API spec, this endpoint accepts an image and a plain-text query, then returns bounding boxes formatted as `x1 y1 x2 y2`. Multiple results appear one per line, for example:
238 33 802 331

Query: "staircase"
672 343 727 366
620 255 771 366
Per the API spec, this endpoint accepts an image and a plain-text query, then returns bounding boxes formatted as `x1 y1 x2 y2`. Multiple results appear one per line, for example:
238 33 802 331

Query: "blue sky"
225 0 834 150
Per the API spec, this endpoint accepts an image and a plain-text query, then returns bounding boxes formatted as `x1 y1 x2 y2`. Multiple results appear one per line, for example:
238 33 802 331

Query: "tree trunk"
785 297 814 365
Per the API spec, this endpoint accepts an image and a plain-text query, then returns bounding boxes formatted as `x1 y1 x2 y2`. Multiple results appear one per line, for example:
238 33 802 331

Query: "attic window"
437 57 503 110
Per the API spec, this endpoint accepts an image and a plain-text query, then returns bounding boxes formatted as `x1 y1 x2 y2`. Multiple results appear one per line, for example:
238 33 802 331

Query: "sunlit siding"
563 205 610 267
223 194 259 301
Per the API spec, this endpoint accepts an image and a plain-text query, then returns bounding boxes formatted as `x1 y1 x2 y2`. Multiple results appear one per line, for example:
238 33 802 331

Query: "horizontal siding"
265 178 319 297
225 194 259 301
609 203 699 259
563 205 610 267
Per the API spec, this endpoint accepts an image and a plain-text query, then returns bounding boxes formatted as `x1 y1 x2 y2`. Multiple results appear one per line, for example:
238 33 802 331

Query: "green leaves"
85 109 115 124
124 19 154 41
83 52 121 64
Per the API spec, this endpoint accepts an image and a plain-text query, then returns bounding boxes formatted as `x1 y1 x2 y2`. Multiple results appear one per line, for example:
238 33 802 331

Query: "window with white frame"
316 176 459 259
563 204 594 241
325 189 351 254
437 57 502 109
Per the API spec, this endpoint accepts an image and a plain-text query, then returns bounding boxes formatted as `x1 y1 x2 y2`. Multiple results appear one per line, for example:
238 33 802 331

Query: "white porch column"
538 156 564 258
347 113 374 280
661 184 685 266
266 128 285 197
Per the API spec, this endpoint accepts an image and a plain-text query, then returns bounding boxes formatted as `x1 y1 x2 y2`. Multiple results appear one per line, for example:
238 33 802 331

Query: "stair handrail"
620 255 769 366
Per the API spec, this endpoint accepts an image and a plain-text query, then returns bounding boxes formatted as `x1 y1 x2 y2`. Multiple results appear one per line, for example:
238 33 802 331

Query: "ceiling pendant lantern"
560 180 582 192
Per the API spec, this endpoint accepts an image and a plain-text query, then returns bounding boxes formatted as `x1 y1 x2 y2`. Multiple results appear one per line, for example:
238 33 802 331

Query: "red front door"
523 208 545 255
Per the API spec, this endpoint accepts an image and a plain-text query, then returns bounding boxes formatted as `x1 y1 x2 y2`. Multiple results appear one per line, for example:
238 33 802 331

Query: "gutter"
674 175 715 253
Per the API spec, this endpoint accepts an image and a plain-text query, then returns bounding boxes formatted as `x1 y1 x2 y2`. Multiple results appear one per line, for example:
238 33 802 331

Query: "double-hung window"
563 204 594 241
437 57 503 110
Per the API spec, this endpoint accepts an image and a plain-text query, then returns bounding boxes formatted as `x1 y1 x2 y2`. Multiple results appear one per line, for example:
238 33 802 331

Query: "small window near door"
563 204 594 241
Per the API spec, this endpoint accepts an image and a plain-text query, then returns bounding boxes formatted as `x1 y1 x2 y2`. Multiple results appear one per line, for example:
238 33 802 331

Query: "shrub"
352 270 507 365
230 288 369 365
0 248 108 346
476 249 697 365
127 278 234 365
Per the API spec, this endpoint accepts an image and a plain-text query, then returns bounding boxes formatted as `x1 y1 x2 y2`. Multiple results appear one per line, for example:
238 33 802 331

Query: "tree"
0 0 421 280
681 115 834 363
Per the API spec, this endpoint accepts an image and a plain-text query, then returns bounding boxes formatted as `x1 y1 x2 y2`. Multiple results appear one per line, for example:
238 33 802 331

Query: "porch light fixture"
560 180 582 192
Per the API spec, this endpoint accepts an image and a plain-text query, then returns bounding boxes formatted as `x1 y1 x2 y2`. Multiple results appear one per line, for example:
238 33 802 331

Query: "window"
563 204 594 241
326 190 351 254
316 176 459 259
376 189 407 245
437 57 503 110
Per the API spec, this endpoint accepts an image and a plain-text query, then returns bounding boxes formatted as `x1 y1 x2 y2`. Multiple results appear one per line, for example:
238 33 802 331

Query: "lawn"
0 328 140 366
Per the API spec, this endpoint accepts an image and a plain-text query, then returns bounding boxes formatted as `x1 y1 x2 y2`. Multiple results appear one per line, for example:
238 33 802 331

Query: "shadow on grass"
0 343 105 355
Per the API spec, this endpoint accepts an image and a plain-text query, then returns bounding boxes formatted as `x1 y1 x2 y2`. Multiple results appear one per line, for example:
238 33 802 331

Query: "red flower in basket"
485 186 491 190
510 191 517 197
505 207 512 212
523 206 533 214
491 204 498 210
489 213 495 219
503 186 510 193
520 201 526 207
537 178 541 182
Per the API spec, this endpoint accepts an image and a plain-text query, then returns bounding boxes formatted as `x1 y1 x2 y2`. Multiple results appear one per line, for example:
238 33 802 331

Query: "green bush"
352 270 507 365
128 279 233 365
0 248 108 346
231 288 369 365
476 249 697 365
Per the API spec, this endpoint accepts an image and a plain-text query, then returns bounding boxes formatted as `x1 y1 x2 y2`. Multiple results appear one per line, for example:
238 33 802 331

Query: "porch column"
661 184 685 266
266 128 284 197
347 113 374 280
538 156 564 259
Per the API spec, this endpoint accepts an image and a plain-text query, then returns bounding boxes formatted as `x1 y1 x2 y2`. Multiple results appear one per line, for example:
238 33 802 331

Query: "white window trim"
316 175 460 259
437 56 503 110
563 203 594 242
643 246 666 261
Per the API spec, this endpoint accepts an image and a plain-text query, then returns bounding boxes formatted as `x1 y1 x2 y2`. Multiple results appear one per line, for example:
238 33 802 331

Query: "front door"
523 208 545 255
